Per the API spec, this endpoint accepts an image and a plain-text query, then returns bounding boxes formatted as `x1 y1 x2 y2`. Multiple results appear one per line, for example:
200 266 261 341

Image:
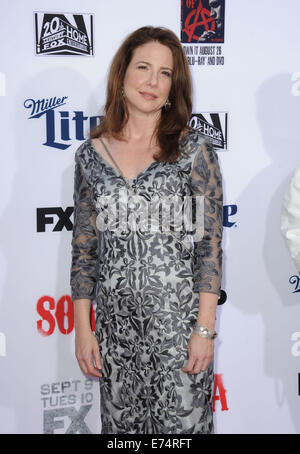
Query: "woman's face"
123 41 173 118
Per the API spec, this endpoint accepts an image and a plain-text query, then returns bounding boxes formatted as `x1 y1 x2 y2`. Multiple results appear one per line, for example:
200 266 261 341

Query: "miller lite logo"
34 12 94 56
23 95 101 149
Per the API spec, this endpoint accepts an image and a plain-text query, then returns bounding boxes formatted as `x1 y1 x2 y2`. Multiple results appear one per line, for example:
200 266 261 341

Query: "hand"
181 332 214 374
75 329 103 378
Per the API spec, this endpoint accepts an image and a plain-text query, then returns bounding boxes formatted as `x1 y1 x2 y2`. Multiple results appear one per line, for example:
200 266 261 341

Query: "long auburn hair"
90 26 192 163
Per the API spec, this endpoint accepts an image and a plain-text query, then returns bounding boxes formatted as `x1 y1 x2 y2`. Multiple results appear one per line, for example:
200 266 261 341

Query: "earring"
121 86 125 97
164 98 171 111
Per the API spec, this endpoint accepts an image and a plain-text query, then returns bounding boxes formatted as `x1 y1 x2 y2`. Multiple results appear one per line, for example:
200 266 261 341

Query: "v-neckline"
87 128 192 182
88 138 159 182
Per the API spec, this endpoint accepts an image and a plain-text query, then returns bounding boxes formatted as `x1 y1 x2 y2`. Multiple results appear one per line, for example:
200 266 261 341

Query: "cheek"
124 71 144 90
161 79 172 97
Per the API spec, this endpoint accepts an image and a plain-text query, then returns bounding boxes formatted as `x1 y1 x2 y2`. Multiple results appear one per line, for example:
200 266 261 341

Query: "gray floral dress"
70 128 223 434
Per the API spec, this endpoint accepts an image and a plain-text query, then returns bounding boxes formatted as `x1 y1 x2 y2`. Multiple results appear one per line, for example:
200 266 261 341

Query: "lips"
139 91 158 100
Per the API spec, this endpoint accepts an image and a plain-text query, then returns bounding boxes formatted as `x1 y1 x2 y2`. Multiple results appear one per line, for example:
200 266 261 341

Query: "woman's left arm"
182 138 223 375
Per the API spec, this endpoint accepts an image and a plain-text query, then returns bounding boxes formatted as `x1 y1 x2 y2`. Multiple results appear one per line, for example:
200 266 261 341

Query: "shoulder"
73 139 98 182
74 138 92 161
73 139 98 176
179 127 214 161
182 127 210 145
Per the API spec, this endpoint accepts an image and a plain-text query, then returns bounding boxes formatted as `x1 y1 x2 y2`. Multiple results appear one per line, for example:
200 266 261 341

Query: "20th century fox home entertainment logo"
34 12 94 56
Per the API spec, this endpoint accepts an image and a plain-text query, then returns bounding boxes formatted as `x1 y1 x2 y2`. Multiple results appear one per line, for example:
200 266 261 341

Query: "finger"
77 358 89 376
191 360 203 375
77 352 102 378
92 343 102 371
189 353 213 374
86 356 103 378
181 356 196 373
199 355 213 372
76 350 90 375
86 363 103 378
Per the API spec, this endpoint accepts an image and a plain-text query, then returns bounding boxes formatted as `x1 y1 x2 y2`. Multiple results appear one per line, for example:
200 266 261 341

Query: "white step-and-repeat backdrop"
1 0 300 434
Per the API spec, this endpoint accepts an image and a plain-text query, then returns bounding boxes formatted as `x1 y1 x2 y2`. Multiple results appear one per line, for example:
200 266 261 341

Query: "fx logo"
37 207 73 232
43 405 92 434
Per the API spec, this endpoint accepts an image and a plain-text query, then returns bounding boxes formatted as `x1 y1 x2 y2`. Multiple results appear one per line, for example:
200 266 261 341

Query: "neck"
122 110 161 143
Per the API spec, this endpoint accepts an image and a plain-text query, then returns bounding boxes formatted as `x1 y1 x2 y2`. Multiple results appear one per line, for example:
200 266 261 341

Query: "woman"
70 26 223 434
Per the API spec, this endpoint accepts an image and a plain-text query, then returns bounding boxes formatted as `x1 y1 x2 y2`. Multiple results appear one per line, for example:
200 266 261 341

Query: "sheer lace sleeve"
191 138 223 296
70 152 99 301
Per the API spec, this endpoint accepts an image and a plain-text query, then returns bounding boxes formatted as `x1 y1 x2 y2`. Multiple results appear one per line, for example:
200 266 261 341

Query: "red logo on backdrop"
36 295 95 336
181 0 225 44
213 373 229 411
183 0 215 42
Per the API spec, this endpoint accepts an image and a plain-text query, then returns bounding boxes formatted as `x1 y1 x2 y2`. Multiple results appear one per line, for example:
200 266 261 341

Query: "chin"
128 100 162 115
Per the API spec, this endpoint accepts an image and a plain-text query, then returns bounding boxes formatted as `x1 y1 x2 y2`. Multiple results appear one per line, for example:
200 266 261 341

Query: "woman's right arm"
74 298 102 378
70 151 102 378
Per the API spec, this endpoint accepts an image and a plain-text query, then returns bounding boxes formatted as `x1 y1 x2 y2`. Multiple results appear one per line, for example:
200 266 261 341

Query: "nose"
147 69 158 87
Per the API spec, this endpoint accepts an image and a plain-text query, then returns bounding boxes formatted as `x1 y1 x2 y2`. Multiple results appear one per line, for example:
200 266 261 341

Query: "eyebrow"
135 60 173 72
